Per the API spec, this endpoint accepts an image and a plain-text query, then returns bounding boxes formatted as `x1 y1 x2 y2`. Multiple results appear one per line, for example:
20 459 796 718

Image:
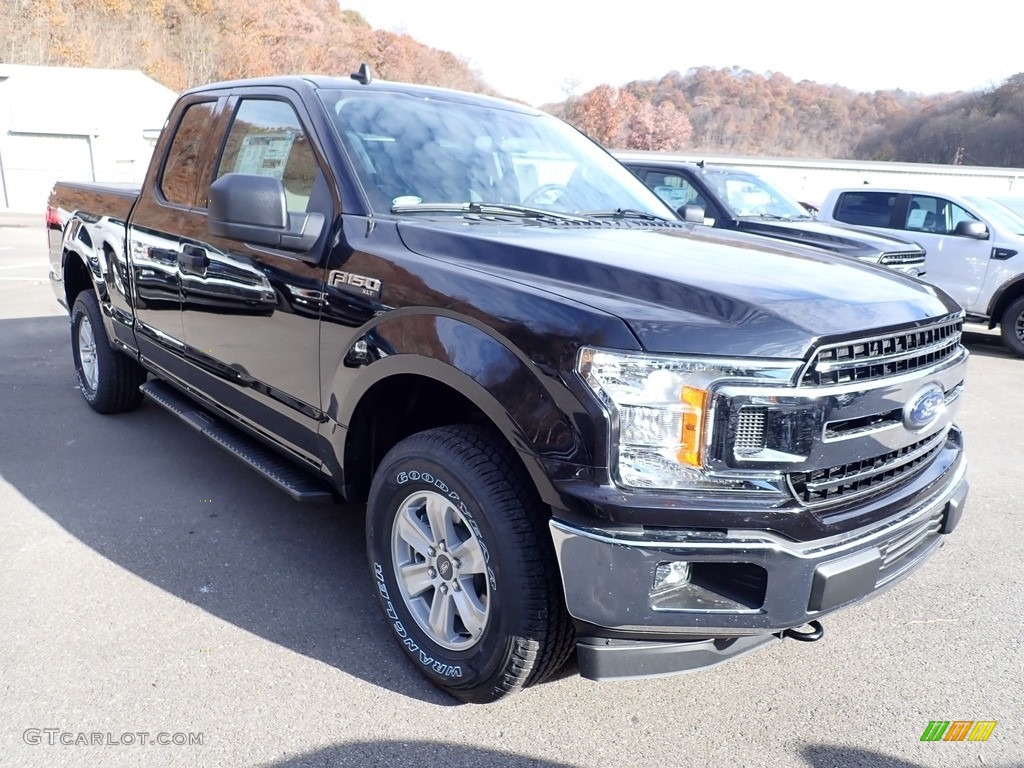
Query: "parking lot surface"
2 218 1022 767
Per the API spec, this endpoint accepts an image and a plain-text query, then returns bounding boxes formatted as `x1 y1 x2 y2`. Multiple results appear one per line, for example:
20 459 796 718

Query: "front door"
899 194 992 310
177 91 337 465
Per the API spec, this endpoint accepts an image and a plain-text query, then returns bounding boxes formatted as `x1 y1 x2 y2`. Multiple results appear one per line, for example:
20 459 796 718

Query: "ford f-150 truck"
47 70 969 704
615 152 928 277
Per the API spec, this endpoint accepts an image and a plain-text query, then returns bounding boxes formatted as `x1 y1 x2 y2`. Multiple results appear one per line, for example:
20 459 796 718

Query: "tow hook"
782 620 825 642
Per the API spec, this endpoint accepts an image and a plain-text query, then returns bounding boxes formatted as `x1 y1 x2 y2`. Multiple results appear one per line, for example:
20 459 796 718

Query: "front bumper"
551 454 968 680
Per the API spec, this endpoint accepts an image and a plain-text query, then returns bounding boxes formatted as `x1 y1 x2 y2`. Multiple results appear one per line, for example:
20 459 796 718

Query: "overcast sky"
341 1 1019 106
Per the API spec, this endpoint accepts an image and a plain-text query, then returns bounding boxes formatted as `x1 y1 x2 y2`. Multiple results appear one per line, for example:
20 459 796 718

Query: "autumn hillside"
0 0 491 95
3 3 1023 165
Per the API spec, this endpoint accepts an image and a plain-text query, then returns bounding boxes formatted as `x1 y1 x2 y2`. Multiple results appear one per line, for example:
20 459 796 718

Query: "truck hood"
734 218 924 259
397 220 959 359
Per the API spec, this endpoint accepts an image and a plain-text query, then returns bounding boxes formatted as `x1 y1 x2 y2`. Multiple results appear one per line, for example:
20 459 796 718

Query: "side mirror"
679 204 706 224
954 220 988 239
209 173 324 253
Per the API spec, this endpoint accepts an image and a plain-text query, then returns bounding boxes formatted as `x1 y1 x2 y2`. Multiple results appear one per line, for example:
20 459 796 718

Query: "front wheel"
70 292 146 413
1000 296 1024 358
366 425 574 703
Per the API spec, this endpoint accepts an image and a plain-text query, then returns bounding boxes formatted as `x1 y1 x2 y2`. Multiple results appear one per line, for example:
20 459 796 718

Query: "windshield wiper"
582 208 672 222
391 201 591 222
739 213 789 221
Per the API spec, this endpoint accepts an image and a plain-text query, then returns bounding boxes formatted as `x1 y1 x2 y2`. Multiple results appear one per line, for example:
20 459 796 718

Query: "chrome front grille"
788 428 948 508
801 316 963 387
879 250 926 266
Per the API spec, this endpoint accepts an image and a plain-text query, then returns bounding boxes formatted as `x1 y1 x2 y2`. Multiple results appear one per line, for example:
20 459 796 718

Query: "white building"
0 64 177 212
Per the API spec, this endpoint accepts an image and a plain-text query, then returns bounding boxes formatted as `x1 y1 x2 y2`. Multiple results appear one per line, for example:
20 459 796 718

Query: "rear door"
177 88 336 464
128 96 221 380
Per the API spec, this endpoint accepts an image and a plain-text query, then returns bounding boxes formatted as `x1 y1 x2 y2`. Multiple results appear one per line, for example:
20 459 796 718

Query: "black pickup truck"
615 152 928 276
47 71 969 703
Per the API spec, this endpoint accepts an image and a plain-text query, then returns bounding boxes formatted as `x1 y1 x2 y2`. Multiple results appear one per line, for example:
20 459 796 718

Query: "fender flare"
329 311 595 509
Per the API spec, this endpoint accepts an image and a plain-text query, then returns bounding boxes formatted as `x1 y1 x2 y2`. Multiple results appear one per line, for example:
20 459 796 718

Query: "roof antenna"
350 63 373 85
697 159 705 169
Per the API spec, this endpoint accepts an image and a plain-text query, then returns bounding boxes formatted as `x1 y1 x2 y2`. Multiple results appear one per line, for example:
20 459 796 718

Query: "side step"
140 380 336 503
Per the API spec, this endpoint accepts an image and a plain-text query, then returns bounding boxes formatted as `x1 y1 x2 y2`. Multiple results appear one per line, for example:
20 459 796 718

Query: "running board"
140 380 335 503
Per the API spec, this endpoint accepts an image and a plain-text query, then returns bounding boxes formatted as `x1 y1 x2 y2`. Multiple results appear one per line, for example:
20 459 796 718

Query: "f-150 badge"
329 270 382 299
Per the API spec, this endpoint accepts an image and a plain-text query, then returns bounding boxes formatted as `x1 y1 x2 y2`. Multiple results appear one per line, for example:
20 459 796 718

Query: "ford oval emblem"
904 385 945 431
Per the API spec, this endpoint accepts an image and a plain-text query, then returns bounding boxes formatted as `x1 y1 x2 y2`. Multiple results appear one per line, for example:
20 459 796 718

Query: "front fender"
327 312 596 510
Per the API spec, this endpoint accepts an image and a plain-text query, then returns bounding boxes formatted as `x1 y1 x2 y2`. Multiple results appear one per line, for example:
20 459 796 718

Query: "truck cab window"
645 172 705 211
905 195 977 235
160 101 217 207
214 100 323 214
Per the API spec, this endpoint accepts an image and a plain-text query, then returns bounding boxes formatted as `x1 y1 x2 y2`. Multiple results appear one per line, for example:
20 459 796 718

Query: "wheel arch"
988 274 1024 329
325 313 595 511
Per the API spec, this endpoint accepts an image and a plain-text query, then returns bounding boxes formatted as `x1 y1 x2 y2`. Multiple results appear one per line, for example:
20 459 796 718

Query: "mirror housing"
954 220 988 239
209 173 324 252
679 204 706 224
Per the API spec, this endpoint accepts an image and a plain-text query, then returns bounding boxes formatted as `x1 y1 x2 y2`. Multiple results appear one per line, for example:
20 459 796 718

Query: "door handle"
178 245 209 275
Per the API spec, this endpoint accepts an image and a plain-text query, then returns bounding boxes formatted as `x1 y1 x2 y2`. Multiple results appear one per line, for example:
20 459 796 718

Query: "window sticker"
235 133 297 179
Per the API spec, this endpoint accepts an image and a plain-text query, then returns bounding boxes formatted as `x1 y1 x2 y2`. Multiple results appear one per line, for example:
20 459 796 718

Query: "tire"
366 424 574 703
70 291 146 414
1000 296 1024 358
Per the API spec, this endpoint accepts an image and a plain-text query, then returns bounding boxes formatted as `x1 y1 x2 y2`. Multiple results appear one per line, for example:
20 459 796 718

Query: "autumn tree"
626 101 692 151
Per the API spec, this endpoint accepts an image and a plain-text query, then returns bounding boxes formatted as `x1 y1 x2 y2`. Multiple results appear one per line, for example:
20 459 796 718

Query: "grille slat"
789 429 948 507
877 507 945 583
802 317 963 387
879 250 926 266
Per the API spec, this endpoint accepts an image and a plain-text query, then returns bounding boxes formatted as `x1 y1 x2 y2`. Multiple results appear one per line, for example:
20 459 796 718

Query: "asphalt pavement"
1 220 1022 768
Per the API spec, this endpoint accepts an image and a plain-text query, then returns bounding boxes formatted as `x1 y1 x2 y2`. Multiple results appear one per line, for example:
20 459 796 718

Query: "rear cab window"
159 101 218 207
833 191 896 227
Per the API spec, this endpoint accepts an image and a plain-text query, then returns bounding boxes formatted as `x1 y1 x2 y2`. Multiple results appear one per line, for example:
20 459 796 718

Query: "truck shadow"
259 740 582 767
961 328 1017 360
1 315 582 705
800 744 1016 768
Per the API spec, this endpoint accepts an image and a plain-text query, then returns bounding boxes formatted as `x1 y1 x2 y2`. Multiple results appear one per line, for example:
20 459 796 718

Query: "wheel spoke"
395 504 433 557
78 317 99 390
424 493 453 546
428 589 455 641
449 538 486 575
397 561 433 596
452 585 487 638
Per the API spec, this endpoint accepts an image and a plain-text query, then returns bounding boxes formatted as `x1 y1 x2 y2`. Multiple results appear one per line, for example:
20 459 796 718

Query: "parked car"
615 153 927 276
819 187 1024 356
46 71 969 702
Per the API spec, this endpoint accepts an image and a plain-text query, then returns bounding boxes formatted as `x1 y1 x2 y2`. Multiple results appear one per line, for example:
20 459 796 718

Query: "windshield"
317 89 674 219
701 170 810 219
983 196 1024 233
964 195 1024 236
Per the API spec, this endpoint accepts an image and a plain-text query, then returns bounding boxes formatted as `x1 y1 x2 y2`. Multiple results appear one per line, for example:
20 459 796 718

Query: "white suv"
819 187 1024 356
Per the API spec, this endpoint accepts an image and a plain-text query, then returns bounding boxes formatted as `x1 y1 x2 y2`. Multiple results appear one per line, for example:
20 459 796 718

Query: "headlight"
577 347 800 491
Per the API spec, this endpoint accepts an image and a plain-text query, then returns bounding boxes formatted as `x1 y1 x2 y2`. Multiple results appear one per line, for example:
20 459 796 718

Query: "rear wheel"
71 292 146 413
366 424 574 703
1000 296 1024 358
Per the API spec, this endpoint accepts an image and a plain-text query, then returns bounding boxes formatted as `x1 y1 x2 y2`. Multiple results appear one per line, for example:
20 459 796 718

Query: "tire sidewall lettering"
371 466 505 683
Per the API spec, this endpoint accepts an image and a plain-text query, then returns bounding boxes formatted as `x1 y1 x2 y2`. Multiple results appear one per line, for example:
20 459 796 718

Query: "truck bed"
49 181 141 225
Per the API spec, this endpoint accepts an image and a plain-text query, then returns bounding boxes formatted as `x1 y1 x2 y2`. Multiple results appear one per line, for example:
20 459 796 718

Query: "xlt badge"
329 270 382 299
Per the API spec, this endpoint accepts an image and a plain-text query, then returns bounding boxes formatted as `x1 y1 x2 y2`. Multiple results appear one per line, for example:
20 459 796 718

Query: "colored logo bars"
920 721 997 742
